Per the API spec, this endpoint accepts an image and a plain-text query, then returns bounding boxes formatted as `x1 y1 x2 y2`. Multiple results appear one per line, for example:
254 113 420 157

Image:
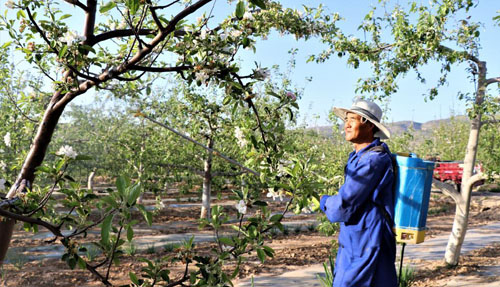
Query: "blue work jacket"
320 138 397 287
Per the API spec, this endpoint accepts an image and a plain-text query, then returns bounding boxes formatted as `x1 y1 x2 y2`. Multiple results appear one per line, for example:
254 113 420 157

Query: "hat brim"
333 107 391 139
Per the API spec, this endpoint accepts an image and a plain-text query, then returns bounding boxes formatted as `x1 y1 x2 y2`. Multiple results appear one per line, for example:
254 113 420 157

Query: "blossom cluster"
3 132 11 147
266 188 284 201
235 200 247 214
56 145 78 159
5 0 15 9
254 68 270 80
59 30 86 47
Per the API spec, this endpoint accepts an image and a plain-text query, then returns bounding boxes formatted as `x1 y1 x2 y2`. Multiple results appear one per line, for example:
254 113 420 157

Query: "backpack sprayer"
392 152 435 282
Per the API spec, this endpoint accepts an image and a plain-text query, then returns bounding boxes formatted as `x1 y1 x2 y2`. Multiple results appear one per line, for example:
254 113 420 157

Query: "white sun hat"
333 99 391 139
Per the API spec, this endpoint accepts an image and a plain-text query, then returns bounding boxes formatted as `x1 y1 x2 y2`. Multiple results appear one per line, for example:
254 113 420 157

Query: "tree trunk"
200 138 214 220
0 218 15 265
444 61 486 265
1 91 70 264
88 170 96 191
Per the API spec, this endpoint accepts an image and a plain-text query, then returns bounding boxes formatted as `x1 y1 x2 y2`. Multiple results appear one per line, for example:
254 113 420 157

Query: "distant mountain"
307 116 469 137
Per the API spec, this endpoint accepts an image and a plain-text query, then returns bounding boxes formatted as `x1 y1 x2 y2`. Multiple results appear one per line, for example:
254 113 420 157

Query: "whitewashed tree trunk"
444 60 486 265
87 170 96 191
200 138 214 219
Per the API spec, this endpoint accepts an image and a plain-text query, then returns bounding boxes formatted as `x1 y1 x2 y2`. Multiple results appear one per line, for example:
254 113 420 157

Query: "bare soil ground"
1 189 500 287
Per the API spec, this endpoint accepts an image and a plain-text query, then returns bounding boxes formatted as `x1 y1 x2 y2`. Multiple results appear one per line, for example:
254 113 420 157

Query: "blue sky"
1 0 499 126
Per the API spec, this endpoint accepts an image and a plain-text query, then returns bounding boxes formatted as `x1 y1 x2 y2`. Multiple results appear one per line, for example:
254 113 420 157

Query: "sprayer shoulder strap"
359 145 397 236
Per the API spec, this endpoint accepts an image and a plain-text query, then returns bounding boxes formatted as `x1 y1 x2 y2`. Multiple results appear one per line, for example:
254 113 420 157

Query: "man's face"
344 112 373 143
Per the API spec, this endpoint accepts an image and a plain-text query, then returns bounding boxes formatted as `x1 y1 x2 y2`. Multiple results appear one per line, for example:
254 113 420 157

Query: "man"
320 99 397 287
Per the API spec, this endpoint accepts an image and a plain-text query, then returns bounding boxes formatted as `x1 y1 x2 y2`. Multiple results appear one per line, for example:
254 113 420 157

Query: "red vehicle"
433 161 484 189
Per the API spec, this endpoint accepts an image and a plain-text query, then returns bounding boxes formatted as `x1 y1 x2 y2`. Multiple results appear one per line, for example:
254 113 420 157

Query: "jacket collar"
349 138 382 163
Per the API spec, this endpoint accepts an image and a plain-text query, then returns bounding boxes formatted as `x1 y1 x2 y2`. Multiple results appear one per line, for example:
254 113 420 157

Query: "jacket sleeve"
320 155 384 223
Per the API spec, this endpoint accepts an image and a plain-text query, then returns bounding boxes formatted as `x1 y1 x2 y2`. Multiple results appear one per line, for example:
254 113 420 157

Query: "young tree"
315 0 499 265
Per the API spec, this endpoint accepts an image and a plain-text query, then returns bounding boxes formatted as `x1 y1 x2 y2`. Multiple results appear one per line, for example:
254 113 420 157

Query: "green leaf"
56 159 65 172
1 41 12 49
127 184 141 206
126 0 140 15
101 214 114 244
127 225 134 242
116 175 128 197
222 96 232 105
59 14 72 20
286 107 293 121
77 256 86 269
262 245 274 257
218 237 234 246
270 214 283 222
58 45 69 58
256 248 266 263
129 272 140 285
137 205 153 226
235 1 245 19
100 1 116 14
250 0 266 9
100 195 117 207
68 257 77 269
75 154 92 161
16 10 26 20
253 200 267 206
36 165 52 174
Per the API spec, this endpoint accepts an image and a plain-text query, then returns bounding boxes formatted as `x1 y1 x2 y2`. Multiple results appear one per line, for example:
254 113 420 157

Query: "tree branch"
481 119 499 126
143 114 259 176
55 0 212 109
90 29 156 45
63 0 87 11
438 45 481 65
485 77 500 86
432 179 465 211
129 64 191 73
0 207 63 237
151 0 181 10
463 173 487 193
25 7 59 55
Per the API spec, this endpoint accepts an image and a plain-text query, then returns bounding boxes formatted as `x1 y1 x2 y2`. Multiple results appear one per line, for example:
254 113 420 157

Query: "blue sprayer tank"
393 153 435 244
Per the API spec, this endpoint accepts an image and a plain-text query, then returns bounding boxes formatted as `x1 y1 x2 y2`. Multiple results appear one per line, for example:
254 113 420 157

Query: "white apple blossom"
195 70 210 83
234 127 247 147
255 68 270 80
219 32 227 41
0 161 6 171
277 163 286 176
230 30 242 38
200 29 208 39
243 11 254 21
0 178 6 190
266 188 283 201
59 30 86 47
3 132 11 147
235 200 247 214
5 0 14 9
301 204 314 214
56 145 78 159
